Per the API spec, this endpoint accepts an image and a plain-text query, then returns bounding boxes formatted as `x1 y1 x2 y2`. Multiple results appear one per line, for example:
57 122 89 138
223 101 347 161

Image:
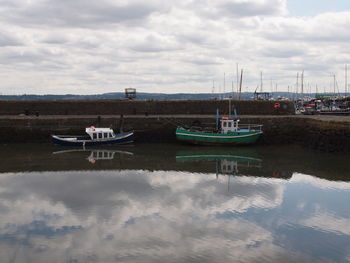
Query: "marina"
1 0 350 262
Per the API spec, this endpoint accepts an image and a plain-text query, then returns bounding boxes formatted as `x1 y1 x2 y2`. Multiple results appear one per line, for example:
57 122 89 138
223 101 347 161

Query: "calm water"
0 143 350 263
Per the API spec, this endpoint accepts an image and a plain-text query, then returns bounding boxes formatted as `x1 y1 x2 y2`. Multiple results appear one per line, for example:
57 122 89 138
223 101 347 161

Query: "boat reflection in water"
176 150 262 176
53 148 134 164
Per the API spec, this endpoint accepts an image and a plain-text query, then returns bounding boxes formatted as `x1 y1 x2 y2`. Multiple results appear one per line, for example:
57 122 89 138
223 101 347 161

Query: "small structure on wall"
125 88 136 100
254 92 270 101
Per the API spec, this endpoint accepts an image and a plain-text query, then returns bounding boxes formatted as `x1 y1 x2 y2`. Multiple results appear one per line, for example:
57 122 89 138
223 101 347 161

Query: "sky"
0 0 350 95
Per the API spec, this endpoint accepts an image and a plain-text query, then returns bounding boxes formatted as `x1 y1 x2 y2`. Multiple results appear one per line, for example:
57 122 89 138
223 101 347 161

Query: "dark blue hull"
52 132 134 146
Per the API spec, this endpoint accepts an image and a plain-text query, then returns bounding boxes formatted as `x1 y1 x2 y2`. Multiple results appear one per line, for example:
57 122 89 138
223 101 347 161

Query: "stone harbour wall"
0 99 294 116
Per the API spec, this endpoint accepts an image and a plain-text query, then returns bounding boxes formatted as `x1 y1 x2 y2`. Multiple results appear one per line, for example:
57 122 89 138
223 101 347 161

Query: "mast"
229 80 234 117
236 63 239 99
296 72 299 96
301 70 304 96
238 69 243 100
260 71 263 92
223 72 226 98
345 64 348 96
228 93 231 117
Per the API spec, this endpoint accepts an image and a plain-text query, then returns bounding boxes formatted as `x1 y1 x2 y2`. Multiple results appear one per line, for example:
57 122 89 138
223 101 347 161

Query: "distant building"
254 92 270 101
125 88 136 100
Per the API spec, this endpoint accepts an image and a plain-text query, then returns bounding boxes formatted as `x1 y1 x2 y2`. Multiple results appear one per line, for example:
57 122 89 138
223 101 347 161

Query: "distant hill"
0 92 318 101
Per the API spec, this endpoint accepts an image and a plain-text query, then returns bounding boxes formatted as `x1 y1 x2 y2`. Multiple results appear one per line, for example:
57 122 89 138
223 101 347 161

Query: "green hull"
176 127 262 145
176 152 262 163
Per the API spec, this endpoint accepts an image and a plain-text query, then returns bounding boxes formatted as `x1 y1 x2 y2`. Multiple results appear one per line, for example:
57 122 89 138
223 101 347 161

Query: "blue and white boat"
52 127 134 146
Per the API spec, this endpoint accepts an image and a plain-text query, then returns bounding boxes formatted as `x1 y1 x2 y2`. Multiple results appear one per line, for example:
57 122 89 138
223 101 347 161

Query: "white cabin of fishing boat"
220 117 239 134
85 127 115 140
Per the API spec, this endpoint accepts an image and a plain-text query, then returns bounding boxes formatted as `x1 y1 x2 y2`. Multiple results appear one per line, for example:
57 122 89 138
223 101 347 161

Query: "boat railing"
239 124 263 131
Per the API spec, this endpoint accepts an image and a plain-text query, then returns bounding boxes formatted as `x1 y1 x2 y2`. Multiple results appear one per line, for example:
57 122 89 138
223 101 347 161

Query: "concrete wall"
1 115 350 152
0 99 295 115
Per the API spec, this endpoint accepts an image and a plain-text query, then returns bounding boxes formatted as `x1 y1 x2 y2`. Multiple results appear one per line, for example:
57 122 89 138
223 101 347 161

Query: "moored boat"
52 127 134 146
176 117 262 145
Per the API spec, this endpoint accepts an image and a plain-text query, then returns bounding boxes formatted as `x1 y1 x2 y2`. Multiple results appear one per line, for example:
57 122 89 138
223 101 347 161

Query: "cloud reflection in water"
0 170 348 262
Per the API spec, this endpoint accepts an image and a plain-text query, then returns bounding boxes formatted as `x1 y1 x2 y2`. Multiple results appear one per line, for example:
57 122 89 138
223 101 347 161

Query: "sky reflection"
0 170 349 262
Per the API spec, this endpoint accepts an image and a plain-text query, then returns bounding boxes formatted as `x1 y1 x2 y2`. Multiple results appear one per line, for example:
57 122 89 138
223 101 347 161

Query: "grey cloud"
130 34 183 53
219 0 286 17
193 0 287 19
183 57 223 65
0 31 23 46
0 47 66 67
262 45 306 58
0 0 170 28
41 34 70 45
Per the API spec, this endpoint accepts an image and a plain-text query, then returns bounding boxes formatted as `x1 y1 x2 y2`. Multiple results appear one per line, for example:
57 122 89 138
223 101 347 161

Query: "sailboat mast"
296 72 299 97
238 69 243 100
224 72 226 98
345 64 348 96
301 70 304 96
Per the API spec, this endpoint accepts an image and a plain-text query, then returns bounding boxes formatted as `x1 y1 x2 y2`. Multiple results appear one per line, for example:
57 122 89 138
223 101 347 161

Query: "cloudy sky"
0 0 350 95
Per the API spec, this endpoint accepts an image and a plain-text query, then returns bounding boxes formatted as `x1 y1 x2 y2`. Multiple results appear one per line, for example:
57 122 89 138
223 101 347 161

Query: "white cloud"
0 0 349 94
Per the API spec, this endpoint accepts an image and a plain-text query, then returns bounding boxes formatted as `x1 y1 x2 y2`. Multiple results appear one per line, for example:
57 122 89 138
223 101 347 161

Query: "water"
0 143 350 263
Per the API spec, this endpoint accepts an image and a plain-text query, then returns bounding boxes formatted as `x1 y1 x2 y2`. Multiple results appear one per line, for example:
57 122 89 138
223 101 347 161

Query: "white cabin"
220 118 239 134
85 127 115 140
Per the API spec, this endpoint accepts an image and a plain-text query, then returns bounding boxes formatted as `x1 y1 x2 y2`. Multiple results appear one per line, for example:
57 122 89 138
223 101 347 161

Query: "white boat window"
104 132 108 138
223 122 227 127
93 133 97 140
109 133 113 137
228 122 232 127
98 133 102 139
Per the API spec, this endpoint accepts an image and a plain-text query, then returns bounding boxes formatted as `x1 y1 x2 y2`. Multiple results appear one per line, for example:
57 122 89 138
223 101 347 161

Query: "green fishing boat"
176 117 263 145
